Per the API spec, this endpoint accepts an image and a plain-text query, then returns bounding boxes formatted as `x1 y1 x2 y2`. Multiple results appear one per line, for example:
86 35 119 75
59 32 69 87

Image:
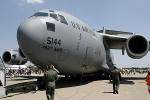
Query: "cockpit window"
58 15 68 25
50 13 58 21
34 12 48 17
49 10 54 12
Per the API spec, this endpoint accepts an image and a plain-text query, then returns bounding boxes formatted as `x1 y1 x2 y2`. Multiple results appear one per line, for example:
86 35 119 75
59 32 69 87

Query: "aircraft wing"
97 28 149 50
101 33 150 50
97 29 133 35
98 29 150 59
101 34 127 49
97 28 133 49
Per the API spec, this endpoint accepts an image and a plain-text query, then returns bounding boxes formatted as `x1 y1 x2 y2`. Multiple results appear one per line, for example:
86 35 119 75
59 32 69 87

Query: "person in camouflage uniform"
110 67 121 94
44 64 58 100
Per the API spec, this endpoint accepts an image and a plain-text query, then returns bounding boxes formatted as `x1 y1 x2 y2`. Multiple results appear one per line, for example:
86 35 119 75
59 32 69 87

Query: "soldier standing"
44 64 58 100
110 67 121 94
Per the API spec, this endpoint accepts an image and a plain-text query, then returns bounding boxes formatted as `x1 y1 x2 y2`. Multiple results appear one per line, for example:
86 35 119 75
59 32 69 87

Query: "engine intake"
2 49 27 65
126 35 149 59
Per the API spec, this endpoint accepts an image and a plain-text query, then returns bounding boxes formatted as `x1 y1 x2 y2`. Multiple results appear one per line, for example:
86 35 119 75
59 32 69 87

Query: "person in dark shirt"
110 67 121 94
43 64 58 100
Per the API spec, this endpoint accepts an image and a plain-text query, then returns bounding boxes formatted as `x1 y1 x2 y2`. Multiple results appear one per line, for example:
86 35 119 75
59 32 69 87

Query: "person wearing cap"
44 64 58 100
146 69 150 94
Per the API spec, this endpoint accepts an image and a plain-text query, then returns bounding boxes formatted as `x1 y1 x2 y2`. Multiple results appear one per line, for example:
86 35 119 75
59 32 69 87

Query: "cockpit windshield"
34 12 48 17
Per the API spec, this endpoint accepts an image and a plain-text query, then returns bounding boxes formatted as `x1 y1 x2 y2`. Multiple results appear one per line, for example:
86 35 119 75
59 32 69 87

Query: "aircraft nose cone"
17 18 44 54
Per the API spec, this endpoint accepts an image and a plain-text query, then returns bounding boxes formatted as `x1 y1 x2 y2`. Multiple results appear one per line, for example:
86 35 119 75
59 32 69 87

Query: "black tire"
33 85 39 91
37 77 45 89
119 73 122 81
100 72 110 80
65 75 69 78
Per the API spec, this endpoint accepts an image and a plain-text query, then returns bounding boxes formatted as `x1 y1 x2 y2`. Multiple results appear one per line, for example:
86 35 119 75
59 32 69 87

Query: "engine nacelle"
2 49 27 65
126 35 149 59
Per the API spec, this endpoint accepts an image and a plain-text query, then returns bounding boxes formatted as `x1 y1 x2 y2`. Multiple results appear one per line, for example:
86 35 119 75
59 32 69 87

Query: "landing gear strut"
96 72 110 80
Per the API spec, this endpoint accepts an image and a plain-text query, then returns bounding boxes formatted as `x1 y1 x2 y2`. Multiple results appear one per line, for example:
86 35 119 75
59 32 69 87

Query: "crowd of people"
6 68 31 77
6 67 43 78
120 68 148 75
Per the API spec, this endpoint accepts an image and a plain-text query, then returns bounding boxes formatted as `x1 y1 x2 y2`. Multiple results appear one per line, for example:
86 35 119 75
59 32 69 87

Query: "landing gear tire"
36 77 45 90
70 75 82 80
119 73 122 81
65 75 69 78
98 72 110 80
104 73 110 80
33 85 39 91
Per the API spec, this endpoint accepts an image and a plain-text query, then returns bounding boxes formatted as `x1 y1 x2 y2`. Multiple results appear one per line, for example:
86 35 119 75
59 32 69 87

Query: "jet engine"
126 35 149 59
2 49 27 65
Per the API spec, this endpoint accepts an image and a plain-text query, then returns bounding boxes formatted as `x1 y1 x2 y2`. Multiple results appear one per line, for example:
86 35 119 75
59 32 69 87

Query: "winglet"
103 27 106 34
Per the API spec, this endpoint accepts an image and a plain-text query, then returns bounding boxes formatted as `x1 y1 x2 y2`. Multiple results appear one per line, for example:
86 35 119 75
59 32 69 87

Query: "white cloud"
17 0 44 6
26 0 44 4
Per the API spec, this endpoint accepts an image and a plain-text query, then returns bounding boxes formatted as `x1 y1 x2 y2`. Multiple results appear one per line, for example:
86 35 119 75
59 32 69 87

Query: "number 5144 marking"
47 37 61 46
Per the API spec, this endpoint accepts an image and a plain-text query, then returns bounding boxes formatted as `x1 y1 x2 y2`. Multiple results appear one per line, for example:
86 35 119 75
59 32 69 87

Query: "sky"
0 0 150 68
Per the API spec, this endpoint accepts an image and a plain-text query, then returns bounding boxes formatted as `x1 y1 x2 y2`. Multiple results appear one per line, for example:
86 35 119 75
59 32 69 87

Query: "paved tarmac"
1 73 150 100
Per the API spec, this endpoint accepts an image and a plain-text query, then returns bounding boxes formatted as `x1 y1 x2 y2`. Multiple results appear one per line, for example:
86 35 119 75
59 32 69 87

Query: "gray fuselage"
17 9 109 75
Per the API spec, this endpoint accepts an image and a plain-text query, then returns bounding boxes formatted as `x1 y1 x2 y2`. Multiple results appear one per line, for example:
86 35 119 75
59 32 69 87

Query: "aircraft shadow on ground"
6 81 37 98
123 76 146 80
107 80 135 85
56 75 105 89
106 76 146 85
6 75 105 97
6 75 145 97
120 76 146 85
6 76 41 97
120 80 135 85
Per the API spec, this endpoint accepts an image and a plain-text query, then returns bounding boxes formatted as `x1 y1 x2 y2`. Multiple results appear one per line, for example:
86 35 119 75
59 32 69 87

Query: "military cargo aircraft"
2 9 150 78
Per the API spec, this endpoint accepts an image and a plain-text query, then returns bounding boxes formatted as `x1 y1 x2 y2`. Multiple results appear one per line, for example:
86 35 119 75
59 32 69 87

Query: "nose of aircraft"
17 17 44 54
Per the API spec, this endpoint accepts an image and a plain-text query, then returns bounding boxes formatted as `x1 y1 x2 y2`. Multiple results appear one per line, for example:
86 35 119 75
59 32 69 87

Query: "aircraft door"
0 57 6 98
